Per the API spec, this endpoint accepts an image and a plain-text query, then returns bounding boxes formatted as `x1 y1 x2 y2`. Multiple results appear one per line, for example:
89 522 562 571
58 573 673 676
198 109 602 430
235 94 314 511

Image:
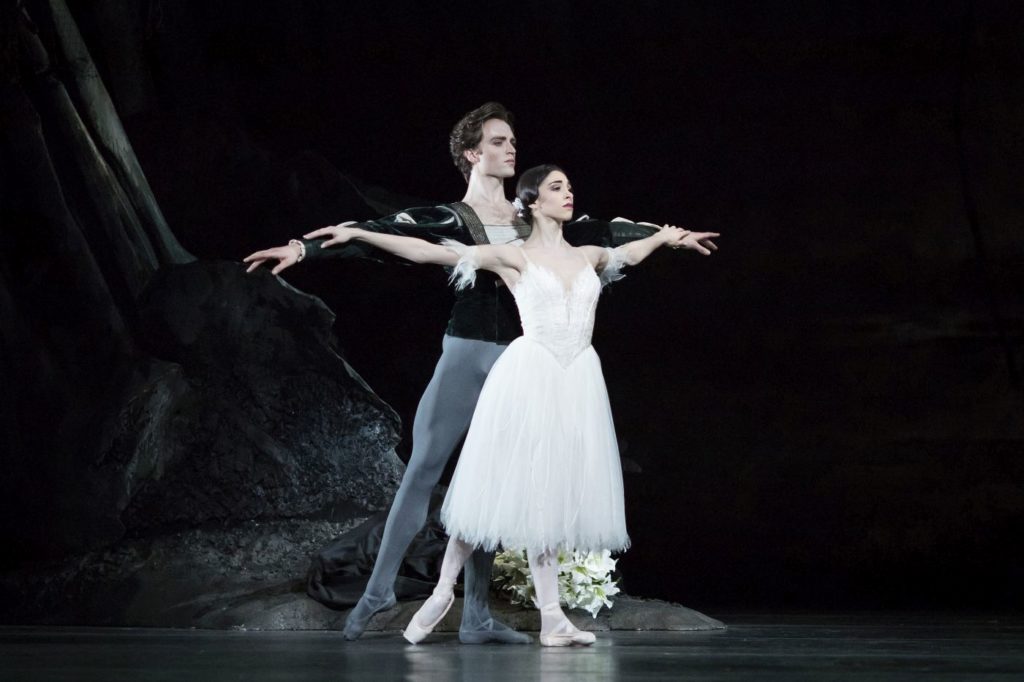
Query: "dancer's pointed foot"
459 617 532 644
342 592 397 641
403 586 455 644
538 603 596 647
539 619 596 647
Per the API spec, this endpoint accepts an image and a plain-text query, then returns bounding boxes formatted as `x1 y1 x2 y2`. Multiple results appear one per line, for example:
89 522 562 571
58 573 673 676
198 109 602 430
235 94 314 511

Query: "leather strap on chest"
450 201 531 244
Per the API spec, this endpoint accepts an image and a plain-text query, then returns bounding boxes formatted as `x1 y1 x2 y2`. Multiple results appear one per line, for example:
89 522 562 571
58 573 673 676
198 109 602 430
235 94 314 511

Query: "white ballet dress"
440 243 630 555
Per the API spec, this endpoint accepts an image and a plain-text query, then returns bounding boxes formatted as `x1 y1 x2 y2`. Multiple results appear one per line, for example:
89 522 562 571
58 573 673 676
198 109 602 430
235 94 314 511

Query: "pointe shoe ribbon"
403 590 455 644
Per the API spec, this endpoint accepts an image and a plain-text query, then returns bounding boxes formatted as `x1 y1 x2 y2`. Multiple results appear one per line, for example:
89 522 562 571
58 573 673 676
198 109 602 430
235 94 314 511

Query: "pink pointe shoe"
402 589 455 644
538 603 596 647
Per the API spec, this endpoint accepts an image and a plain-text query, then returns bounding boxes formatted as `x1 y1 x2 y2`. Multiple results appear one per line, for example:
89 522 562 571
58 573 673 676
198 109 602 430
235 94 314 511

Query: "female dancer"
316 164 718 646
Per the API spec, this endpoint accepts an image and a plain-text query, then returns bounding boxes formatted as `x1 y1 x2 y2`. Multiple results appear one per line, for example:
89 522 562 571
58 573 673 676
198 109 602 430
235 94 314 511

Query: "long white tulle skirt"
440 336 630 555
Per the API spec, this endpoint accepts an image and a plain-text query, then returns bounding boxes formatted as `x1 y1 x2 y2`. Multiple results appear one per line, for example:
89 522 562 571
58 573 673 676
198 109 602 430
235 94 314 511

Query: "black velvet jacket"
301 202 658 343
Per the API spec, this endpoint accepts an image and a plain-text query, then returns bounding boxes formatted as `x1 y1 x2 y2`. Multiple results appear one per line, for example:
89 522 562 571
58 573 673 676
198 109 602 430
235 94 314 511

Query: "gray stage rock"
0 520 356 627
129 260 404 530
0 259 407 627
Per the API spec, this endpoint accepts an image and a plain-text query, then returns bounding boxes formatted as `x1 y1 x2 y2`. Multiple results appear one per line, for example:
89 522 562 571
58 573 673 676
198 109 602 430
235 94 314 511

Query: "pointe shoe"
539 626 597 647
403 590 455 644
538 604 596 647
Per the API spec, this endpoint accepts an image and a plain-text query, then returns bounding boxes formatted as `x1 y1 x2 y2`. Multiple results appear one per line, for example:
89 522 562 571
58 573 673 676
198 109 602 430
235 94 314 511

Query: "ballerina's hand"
303 225 358 248
680 231 721 256
243 243 301 275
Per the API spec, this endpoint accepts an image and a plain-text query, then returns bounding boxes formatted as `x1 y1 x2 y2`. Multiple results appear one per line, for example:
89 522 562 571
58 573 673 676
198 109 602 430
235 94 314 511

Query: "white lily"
492 548 622 618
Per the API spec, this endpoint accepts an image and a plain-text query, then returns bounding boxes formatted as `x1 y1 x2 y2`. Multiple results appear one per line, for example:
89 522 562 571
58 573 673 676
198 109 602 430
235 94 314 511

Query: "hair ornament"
511 197 525 217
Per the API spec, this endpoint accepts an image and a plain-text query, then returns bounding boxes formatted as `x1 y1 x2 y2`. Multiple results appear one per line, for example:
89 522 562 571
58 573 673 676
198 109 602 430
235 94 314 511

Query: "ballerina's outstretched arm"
577 225 720 283
305 225 526 284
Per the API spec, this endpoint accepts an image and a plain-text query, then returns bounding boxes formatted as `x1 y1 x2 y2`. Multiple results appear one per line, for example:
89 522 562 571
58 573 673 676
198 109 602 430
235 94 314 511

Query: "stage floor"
3 613 1023 681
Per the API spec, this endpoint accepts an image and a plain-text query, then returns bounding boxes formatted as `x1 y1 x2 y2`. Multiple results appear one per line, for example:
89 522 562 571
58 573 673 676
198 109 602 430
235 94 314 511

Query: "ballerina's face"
531 170 574 222
467 118 517 179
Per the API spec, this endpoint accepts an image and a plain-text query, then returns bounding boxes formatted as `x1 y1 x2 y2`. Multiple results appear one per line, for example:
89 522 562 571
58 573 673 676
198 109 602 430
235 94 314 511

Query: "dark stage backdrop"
5 1 1023 612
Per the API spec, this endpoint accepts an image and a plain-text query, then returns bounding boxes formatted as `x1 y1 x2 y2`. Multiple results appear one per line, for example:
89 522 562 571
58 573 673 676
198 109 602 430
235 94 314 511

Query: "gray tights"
343 335 514 640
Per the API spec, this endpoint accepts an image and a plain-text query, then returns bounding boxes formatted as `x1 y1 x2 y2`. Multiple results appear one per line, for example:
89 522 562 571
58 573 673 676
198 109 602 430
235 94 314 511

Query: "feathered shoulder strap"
599 247 627 287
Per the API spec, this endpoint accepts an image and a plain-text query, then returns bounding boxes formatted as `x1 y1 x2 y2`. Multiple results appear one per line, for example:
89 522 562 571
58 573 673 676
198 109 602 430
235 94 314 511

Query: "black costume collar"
450 201 531 244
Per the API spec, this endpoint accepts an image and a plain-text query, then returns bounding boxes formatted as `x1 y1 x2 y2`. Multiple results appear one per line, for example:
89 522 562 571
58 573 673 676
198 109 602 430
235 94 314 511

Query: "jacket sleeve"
564 217 660 248
300 205 468 263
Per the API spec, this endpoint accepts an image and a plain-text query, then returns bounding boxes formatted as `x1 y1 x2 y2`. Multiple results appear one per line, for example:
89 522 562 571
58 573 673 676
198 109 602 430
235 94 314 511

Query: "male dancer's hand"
242 243 302 274
676 230 721 255
658 225 692 250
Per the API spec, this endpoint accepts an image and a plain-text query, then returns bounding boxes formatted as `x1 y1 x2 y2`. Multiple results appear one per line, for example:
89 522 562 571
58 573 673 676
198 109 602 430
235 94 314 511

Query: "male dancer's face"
468 118 517 179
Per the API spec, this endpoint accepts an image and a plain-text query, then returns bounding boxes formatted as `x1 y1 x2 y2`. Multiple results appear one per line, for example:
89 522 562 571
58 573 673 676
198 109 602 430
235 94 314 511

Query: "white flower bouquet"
491 549 621 618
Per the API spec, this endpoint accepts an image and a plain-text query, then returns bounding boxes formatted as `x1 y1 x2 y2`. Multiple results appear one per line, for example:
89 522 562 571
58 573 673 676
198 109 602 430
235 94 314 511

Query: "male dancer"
245 102 718 643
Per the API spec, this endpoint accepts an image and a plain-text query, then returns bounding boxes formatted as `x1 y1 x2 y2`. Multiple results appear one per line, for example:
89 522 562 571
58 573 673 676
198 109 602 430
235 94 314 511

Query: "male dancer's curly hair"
449 102 515 182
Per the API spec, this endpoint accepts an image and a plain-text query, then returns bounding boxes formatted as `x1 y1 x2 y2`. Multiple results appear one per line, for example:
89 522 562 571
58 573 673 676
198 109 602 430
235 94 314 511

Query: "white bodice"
442 240 627 367
513 260 601 367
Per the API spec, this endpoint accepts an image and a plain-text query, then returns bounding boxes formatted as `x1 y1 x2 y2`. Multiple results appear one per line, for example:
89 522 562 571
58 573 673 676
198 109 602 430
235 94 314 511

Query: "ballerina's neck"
525 217 566 247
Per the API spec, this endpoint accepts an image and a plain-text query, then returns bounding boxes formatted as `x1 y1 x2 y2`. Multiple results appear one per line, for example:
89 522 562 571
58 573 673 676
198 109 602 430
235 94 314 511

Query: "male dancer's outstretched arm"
243 205 470 274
